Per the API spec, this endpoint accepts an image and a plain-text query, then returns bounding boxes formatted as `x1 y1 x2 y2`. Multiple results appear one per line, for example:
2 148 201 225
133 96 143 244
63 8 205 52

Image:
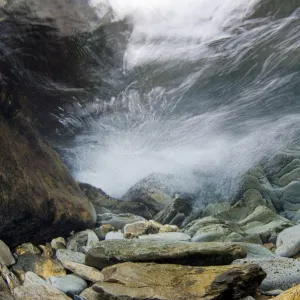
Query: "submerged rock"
0 241 15 267
138 232 191 242
67 230 99 254
105 232 125 240
0 114 96 247
15 243 41 256
47 275 88 297
272 284 300 300
51 238 66 251
92 262 266 300
275 224 300 257
85 240 247 269
56 249 86 265
233 257 300 291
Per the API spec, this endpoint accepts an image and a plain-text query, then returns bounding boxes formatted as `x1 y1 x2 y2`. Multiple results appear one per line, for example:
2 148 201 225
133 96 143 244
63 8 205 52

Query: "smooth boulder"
85 240 247 269
275 224 300 257
92 262 266 300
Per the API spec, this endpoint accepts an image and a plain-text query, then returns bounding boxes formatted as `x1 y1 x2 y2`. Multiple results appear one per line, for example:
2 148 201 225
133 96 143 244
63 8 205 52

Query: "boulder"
123 220 162 237
105 232 125 240
47 275 88 297
85 240 247 269
80 287 101 299
13 284 71 300
56 249 85 264
92 262 266 300
96 213 145 231
60 260 104 283
12 254 66 281
233 257 300 291
0 114 96 247
67 230 99 254
93 224 114 240
79 183 153 219
0 262 20 293
0 276 14 300
275 224 300 257
138 232 191 242
51 238 66 251
159 224 179 233
23 272 46 286
0 241 15 266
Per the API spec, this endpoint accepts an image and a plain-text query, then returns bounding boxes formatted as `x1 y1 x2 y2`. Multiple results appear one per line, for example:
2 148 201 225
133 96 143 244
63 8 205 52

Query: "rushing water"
6 0 300 200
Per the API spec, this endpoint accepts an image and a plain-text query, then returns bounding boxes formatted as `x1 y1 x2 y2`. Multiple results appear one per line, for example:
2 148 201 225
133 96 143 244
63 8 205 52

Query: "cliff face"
0 112 96 247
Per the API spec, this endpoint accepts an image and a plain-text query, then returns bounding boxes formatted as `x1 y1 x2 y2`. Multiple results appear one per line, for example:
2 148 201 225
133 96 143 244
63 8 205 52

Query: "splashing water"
62 0 300 199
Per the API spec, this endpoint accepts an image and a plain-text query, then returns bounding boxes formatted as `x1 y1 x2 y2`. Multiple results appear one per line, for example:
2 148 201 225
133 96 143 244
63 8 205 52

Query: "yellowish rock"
272 284 300 300
51 237 66 251
159 224 179 233
61 260 104 282
15 243 41 256
93 262 266 300
12 255 66 280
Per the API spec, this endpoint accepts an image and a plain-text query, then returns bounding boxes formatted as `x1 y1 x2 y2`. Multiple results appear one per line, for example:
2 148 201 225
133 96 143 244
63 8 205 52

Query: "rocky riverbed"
2 148 300 299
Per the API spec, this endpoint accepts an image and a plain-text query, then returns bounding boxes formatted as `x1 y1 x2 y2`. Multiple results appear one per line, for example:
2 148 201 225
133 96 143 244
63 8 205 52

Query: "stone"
122 185 173 218
0 114 96 248
233 257 300 291
138 232 191 242
39 243 54 258
23 272 46 286
80 183 152 219
92 262 266 300
93 224 114 240
159 224 179 233
154 195 193 226
123 221 149 236
238 243 276 259
96 213 145 231
15 243 41 256
105 232 125 240
51 238 66 251
0 262 20 293
67 230 99 253
56 249 85 264
0 241 15 266
12 254 66 280
13 284 72 300
85 240 247 269
272 284 300 299
61 260 104 282
47 275 88 297
263 290 284 296
276 224 300 257
80 288 101 299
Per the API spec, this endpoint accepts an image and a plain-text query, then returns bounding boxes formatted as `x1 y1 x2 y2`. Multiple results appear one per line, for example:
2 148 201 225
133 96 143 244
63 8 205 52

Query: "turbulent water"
8 0 300 200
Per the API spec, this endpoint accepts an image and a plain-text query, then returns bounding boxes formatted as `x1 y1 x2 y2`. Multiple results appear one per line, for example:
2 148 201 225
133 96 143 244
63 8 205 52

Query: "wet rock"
80 287 101 299
15 243 41 256
0 114 96 248
39 243 54 258
93 224 114 240
0 241 15 266
233 257 300 291
0 276 14 300
79 183 152 219
262 290 284 296
85 240 247 269
96 213 145 231
61 260 104 283
47 275 88 297
123 220 162 237
122 185 173 218
271 284 300 299
105 232 125 240
154 194 193 226
275 224 300 257
237 243 276 259
56 249 85 264
12 254 66 280
138 232 191 242
0 262 20 293
67 230 99 254
23 272 46 286
13 284 71 300
159 224 179 233
92 262 265 300
51 238 66 251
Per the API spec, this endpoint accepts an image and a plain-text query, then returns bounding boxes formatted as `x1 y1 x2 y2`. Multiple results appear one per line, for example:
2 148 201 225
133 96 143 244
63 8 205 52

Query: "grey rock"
275 224 300 257
105 232 125 240
23 272 46 286
56 249 86 264
67 230 99 253
85 240 247 269
262 290 283 296
0 241 15 266
51 237 66 251
47 275 88 297
238 243 277 259
96 213 145 231
138 232 191 242
233 257 300 291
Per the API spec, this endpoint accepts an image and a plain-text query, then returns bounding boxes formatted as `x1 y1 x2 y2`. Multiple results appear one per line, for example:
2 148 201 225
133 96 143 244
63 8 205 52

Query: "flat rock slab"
85 240 247 269
138 232 191 242
92 262 266 300
13 284 71 300
233 257 300 291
